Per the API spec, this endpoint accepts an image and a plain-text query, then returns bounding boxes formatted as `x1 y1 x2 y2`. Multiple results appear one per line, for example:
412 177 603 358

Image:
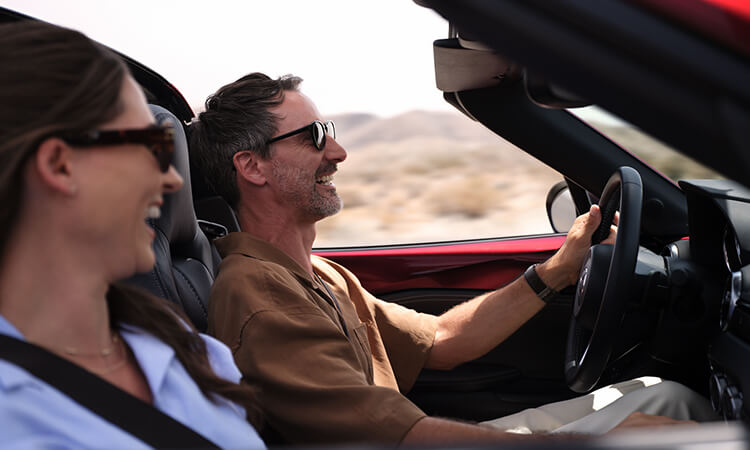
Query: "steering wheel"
564 166 643 393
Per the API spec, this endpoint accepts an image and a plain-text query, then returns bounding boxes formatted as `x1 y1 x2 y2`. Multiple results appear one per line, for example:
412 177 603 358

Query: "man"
190 73 714 445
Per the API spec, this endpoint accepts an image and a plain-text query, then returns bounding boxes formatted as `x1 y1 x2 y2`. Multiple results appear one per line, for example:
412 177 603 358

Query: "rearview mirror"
524 70 590 109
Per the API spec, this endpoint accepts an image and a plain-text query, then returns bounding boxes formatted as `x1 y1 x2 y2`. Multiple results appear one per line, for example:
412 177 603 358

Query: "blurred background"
1 0 719 247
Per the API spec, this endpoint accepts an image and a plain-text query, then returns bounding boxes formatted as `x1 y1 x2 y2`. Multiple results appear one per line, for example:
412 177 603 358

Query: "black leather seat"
187 125 241 237
124 105 218 332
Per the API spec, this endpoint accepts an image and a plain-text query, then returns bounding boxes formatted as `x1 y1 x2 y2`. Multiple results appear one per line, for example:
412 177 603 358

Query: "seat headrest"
122 105 218 331
186 122 241 235
150 105 200 248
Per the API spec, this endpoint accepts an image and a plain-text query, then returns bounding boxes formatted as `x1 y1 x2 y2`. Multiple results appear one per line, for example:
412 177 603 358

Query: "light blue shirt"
0 315 266 449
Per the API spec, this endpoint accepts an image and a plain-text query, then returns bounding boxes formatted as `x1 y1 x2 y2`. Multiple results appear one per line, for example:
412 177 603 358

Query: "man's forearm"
424 206 610 370
425 270 547 370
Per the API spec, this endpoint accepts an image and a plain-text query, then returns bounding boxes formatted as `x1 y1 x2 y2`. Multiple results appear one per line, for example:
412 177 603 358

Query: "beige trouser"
481 377 718 435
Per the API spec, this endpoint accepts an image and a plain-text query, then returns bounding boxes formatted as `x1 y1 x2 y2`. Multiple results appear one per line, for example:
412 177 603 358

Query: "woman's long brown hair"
0 21 261 428
109 284 262 427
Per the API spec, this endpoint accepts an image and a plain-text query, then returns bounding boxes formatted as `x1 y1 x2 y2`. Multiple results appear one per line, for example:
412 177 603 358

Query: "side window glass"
315 110 564 247
571 106 722 181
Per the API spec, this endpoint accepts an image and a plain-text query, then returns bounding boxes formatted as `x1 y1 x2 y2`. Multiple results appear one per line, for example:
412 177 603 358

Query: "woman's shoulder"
199 332 242 383
109 284 241 383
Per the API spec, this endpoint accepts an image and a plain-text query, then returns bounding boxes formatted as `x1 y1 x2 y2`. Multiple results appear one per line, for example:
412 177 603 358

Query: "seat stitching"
173 263 209 317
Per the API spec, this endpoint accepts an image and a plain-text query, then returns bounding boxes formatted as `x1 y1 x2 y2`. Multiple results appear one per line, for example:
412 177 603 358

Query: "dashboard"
678 180 750 421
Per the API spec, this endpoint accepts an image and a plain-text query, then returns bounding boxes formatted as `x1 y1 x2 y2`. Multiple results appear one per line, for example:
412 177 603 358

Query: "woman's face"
71 75 183 280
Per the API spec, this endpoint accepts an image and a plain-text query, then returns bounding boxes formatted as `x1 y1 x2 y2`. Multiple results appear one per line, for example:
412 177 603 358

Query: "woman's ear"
34 137 78 195
233 151 267 186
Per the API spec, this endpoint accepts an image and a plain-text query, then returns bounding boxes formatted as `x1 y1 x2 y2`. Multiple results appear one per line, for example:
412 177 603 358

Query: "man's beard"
271 160 343 222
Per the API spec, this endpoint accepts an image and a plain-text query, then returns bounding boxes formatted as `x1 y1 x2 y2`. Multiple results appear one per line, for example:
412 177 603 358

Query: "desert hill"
329 109 501 150
193 106 713 247
315 109 714 247
316 109 562 246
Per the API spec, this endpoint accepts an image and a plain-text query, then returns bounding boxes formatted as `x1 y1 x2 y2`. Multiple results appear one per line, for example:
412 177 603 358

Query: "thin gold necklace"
85 349 128 375
69 333 129 375
63 333 119 358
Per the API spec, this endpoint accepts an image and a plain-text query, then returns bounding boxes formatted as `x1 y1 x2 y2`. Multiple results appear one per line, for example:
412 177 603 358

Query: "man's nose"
324 137 347 163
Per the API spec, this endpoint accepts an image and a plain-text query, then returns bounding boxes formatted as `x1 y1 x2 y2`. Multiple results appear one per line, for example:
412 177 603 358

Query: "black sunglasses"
267 120 336 151
60 119 176 172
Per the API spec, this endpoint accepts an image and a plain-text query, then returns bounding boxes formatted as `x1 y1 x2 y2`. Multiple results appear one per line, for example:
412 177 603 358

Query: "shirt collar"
0 314 175 396
119 324 175 396
0 315 33 390
215 232 315 286
0 314 23 339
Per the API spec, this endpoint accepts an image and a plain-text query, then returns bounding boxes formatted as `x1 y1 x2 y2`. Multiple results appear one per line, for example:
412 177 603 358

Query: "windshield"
570 106 722 182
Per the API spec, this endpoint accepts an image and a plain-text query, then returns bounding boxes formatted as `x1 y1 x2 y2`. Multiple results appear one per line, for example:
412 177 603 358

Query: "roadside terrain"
314 109 716 247
316 110 562 247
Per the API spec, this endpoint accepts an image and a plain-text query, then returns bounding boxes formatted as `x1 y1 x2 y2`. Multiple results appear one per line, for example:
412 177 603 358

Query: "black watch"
523 264 558 303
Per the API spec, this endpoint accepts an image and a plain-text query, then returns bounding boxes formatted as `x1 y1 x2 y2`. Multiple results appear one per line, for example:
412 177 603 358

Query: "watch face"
525 265 541 289
525 264 555 303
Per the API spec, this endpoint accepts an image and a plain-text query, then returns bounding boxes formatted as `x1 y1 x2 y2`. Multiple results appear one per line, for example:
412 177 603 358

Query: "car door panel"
315 234 577 420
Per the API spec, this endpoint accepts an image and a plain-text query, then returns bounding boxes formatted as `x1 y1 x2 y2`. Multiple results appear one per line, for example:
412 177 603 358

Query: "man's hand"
610 411 697 432
536 204 617 290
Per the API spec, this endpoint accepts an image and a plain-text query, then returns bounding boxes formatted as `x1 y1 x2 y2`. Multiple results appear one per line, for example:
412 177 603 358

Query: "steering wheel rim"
564 166 643 393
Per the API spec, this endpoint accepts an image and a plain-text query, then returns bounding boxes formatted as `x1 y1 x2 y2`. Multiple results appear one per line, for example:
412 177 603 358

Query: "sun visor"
433 38 517 92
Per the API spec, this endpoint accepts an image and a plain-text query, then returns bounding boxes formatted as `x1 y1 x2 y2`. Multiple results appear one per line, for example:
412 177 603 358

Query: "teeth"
316 174 334 184
146 205 161 219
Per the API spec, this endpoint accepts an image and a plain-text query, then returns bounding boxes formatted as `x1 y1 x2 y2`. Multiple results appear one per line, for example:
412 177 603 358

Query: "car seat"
123 105 218 332
187 126 241 237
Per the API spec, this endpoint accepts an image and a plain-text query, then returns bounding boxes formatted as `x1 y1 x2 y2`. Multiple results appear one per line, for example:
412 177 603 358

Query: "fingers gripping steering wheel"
564 167 643 393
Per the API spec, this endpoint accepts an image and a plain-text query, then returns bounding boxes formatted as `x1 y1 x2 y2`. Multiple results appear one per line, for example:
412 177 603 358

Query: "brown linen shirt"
208 232 438 445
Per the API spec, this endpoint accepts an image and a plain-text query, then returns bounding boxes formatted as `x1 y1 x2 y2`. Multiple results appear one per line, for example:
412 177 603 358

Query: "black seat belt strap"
0 334 219 449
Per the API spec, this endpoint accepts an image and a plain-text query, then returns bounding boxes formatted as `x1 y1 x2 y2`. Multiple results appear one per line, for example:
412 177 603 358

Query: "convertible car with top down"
2 0 750 447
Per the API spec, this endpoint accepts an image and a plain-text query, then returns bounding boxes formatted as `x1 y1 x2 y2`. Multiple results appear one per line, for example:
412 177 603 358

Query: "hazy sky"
2 0 451 117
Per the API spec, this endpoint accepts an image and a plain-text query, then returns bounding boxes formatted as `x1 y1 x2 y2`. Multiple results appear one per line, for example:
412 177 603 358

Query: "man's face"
266 91 347 222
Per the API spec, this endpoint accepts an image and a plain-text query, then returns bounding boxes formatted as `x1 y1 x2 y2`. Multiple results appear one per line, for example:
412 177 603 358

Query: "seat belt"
0 334 219 449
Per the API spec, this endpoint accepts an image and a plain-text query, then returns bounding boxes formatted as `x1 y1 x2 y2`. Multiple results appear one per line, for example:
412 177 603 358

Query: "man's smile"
316 174 335 186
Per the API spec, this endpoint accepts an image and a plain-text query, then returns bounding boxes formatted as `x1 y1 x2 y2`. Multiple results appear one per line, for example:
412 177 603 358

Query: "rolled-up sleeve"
210 255 426 445
315 258 438 393
369 296 437 392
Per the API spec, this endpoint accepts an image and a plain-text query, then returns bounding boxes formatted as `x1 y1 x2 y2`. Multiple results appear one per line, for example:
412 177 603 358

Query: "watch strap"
523 264 558 303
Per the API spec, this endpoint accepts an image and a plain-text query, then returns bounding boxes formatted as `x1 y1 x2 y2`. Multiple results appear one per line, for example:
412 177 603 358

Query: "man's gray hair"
189 72 303 209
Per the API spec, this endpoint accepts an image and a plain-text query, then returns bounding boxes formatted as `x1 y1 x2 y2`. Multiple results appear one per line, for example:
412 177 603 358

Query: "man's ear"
233 151 267 186
34 137 78 195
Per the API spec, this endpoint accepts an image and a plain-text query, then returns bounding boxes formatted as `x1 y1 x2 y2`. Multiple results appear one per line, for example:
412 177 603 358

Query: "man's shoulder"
215 253 302 294
213 250 324 316
311 255 359 284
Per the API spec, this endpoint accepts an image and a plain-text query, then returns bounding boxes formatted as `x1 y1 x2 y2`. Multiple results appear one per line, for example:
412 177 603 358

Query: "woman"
0 21 265 448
